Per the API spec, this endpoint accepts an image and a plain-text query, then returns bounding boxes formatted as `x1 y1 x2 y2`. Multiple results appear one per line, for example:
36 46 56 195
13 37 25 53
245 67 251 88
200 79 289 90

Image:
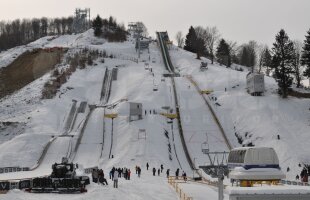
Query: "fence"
281 180 310 186
0 167 29 174
168 176 193 200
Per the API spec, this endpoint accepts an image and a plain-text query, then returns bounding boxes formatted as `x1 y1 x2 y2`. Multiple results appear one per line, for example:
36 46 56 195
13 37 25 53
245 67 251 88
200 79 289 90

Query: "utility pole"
218 168 224 200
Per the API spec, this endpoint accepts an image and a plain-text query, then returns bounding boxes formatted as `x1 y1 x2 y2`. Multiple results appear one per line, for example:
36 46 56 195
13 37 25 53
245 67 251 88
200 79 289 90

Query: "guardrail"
281 179 310 186
0 167 30 174
168 176 193 200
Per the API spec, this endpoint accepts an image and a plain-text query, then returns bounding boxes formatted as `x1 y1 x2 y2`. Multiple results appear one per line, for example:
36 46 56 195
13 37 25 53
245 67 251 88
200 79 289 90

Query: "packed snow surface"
0 29 309 199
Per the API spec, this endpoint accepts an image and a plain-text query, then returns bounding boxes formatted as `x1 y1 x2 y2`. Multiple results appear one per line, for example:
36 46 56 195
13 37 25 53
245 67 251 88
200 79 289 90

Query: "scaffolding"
72 8 91 33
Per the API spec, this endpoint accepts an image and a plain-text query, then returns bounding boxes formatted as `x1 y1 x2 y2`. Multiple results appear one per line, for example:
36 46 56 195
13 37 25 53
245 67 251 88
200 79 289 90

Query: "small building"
129 102 143 121
246 73 265 96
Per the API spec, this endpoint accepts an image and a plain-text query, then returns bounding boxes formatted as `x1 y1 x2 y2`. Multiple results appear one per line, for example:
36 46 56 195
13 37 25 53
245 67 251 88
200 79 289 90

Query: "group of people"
91 168 108 185
147 163 187 181
144 109 157 115
299 167 310 182
151 163 167 177
91 163 188 188
175 168 187 181
135 166 142 177
109 167 131 181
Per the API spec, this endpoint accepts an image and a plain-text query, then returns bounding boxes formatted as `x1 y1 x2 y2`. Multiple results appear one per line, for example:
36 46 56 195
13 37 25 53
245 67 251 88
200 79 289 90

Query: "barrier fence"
0 167 30 174
168 176 193 200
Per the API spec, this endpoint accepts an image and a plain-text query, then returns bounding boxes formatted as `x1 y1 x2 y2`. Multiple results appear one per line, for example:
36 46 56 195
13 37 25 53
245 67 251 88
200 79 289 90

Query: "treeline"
92 15 127 42
0 17 74 51
177 26 310 98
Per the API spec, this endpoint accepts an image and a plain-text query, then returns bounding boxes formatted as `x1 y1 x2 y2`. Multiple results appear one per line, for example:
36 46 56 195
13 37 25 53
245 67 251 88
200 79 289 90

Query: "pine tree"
184 26 197 53
184 26 206 59
216 39 230 67
301 29 310 80
92 15 103 37
271 29 295 98
262 47 272 75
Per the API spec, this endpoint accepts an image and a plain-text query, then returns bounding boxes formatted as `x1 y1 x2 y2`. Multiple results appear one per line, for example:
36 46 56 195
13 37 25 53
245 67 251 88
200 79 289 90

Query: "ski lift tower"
72 8 91 33
128 22 149 59
199 142 229 200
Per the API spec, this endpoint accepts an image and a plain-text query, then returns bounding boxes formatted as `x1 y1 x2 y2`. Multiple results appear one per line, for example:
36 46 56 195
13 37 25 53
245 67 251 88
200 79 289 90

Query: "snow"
170 47 310 180
0 29 309 199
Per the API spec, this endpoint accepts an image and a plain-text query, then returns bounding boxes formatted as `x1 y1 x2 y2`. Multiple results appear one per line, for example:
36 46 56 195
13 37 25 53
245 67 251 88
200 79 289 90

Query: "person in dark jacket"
166 169 170 178
182 171 187 182
160 164 164 172
158 168 160 176
175 168 179 179
152 167 156 176
92 169 98 183
137 167 141 178
146 162 149 170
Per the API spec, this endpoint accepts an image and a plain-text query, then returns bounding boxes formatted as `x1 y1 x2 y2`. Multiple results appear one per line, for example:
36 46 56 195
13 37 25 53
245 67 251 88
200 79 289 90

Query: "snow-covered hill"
0 29 309 199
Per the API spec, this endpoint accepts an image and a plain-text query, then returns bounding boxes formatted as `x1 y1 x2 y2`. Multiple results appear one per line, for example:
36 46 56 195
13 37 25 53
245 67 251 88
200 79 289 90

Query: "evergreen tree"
184 26 197 53
262 47 272 75
238 41 257 71
271 29 295 98
184 26 205 59
92 15 103 37
301 29 310 80
216 39 230 67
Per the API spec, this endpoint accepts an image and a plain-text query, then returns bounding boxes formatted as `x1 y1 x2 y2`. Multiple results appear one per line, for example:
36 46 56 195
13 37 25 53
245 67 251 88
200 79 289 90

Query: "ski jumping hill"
0 29 309 199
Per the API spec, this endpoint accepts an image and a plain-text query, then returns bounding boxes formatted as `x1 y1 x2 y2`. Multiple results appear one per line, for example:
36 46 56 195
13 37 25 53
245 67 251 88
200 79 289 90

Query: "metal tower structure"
72 8 90 33
199 142 229 200
128 22 150 58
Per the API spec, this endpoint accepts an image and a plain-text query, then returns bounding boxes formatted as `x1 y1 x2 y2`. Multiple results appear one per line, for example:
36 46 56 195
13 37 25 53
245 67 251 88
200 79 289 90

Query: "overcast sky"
1 0 310 46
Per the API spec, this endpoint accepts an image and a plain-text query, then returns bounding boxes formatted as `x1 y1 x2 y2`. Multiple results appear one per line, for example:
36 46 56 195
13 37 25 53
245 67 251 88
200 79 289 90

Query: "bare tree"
257 44 266 73
136 22 148 37
227 40 239 65
292 40 303 88
205 26 220 64
175 31 184 48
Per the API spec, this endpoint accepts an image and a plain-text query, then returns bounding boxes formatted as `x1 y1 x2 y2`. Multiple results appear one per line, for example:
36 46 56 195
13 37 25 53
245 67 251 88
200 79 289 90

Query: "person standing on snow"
182 171 187 182
137 167 141 178
114 170 119 188
158 168 160 176
160 164 164 172
175 168 179 179
146 162 149 170
166 169 170 178
152 167 156 176
128 169 131 180
92 169 99 183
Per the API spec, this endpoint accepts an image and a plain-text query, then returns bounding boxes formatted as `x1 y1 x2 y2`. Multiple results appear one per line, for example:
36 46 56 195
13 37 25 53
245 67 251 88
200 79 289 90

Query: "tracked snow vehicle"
27 158 89 193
